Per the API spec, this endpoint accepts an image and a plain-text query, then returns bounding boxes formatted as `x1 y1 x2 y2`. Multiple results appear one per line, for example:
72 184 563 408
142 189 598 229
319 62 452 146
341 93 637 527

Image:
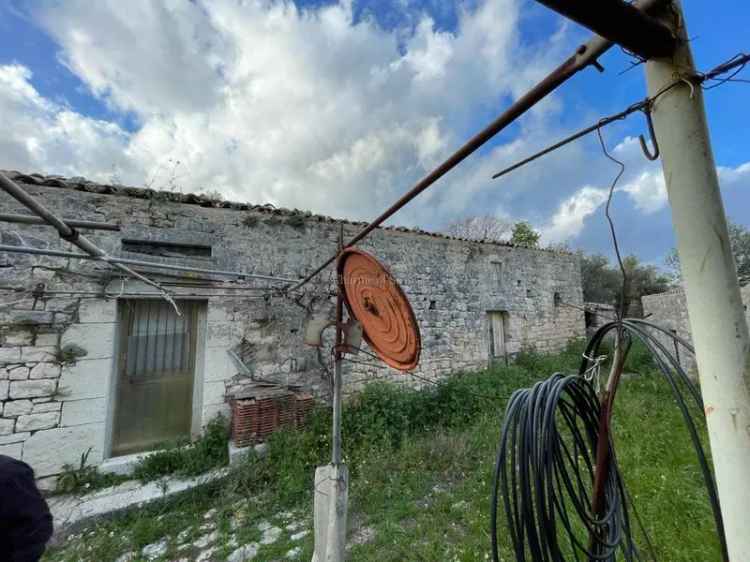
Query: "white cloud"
0 64 132 180
541 185 608 244
618 169 666 214
4 0 547 223
719 161 750 186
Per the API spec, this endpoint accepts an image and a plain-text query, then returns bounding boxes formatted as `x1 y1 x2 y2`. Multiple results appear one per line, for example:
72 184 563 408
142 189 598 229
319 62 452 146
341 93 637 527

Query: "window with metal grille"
124 300 197 381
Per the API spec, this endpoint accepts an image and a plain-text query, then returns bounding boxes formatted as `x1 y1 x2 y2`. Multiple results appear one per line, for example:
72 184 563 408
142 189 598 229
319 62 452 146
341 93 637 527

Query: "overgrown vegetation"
55 448 128 495
45 341 719 562
51 416 229 496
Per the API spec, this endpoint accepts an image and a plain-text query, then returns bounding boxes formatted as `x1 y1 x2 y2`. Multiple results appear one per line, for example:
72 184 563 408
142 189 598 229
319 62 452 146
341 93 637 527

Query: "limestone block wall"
641 285 750 376
0 174 585 478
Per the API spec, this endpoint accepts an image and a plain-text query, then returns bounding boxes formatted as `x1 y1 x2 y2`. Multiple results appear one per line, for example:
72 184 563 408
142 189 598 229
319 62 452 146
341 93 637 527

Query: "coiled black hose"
490 321 728 562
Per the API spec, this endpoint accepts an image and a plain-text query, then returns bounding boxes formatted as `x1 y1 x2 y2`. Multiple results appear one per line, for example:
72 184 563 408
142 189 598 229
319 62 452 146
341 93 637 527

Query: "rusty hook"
638 106 660 161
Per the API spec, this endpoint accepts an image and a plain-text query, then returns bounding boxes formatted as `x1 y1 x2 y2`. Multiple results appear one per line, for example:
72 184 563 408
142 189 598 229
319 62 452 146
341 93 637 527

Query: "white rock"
16 412 59 432
8 367 29 381
203 508 217 520
290 530 308 541
193 530 218 549
0 418 15 436
141 539 168 560
0 346 21 363
32 401 62 414
227 543 259 562
9 379 56 399
257 521 271 532
29 362 61 380
286 546 301 559
20 346 56 362
260 526 282 545
3 399 33 416
196 547 216 562
176 527 192 544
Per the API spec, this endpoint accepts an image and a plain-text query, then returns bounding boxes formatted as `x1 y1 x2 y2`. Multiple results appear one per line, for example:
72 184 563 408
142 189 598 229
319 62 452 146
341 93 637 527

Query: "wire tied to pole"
582 351 608 394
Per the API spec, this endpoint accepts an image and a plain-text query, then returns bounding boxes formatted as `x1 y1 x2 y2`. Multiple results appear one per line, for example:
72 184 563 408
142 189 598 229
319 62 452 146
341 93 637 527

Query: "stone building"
641 285 750 377
0 171 585 482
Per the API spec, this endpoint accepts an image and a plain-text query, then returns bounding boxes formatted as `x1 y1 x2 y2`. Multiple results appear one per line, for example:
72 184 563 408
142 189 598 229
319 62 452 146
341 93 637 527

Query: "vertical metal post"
312 224 348 562
646 2 750 559
332 225 344 465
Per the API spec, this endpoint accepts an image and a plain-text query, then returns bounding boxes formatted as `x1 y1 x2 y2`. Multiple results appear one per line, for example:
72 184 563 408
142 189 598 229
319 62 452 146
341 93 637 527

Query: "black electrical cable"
491 372 637 561
491 320 729 562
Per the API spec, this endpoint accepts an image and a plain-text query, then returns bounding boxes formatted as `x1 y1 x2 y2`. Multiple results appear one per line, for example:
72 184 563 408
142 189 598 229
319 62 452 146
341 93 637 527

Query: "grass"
44 339 720 561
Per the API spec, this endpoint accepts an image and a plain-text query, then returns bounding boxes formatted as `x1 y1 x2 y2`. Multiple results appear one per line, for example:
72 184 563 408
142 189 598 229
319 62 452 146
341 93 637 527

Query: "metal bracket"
638 105 660 161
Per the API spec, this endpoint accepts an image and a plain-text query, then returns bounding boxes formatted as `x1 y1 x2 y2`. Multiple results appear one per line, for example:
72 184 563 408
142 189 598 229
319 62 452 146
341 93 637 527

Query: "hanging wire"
595 124 628 322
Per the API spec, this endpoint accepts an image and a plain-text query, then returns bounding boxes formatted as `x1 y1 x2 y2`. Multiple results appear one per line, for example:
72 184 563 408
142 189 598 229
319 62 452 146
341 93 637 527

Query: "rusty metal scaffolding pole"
287 0 665 294
0 244 297 284
0 213 121 231
0 171 179 310
534 0 677 60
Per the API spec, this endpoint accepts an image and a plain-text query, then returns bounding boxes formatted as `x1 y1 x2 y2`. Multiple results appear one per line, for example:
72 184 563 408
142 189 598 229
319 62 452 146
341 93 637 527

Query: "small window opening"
553 292 561 307
526 289 533 298
429 300 437 310
122 239 212 258
491 261 503 288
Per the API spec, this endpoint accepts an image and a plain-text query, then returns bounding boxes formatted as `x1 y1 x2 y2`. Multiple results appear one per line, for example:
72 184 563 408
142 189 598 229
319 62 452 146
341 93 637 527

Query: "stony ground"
54 499 315 562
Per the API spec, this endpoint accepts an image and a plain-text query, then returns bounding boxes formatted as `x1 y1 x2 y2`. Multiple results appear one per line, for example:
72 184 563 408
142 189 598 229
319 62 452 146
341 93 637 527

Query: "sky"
0 0 748 267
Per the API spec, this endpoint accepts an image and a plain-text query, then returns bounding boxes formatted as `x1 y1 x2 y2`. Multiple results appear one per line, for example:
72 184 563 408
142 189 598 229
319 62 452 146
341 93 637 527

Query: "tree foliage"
579 252 670 312
444 215 511 242
666 221 750 285
510 221 540 248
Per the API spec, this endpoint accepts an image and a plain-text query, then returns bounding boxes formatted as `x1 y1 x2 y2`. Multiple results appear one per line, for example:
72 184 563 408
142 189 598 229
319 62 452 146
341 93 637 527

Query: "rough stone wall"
641 286 750 376
0 178 585 478
583 302 616 337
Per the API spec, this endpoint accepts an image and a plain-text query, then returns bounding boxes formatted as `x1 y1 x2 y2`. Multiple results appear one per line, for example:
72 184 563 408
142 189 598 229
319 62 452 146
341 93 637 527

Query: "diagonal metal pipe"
0 171 178 309
0 213 121 231
0 243 297 283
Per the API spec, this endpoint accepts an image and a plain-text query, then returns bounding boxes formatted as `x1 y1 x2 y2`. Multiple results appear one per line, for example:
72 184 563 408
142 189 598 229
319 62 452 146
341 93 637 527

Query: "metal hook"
638 106 660 161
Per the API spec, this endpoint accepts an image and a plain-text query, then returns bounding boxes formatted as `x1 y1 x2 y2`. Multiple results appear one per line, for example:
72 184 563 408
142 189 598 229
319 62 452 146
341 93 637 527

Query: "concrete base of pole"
312 463 349 562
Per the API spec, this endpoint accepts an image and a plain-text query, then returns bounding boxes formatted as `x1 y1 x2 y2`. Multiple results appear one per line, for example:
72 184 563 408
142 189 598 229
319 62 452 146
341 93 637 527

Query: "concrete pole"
645 2 750 559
